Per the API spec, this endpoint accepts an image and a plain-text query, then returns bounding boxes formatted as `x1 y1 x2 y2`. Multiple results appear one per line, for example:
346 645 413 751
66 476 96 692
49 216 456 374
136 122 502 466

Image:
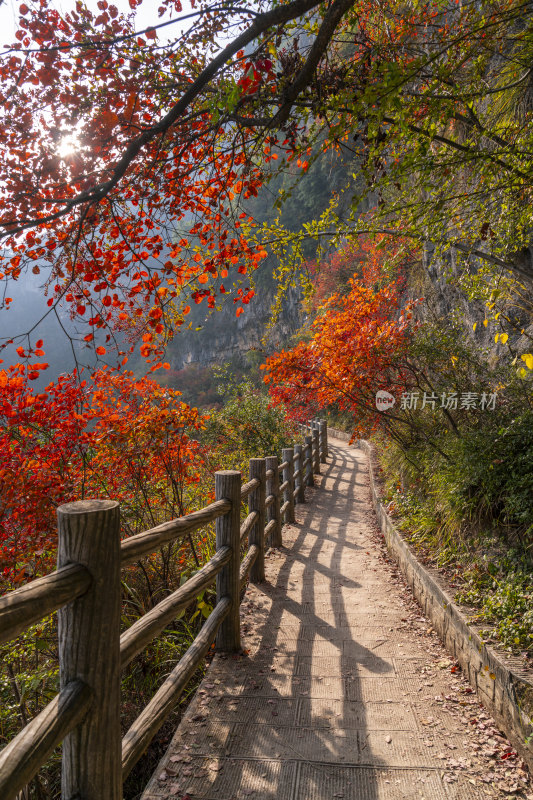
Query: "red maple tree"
0 364 207 584
263 236 420 438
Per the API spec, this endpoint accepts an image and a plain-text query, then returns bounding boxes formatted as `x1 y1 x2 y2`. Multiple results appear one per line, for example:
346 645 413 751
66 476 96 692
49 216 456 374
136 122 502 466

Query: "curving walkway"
142 440 529 800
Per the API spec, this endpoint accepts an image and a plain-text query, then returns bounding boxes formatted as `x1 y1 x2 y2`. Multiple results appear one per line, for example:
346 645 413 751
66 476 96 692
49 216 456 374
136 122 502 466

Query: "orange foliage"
263 237 420 438
0 366 207 584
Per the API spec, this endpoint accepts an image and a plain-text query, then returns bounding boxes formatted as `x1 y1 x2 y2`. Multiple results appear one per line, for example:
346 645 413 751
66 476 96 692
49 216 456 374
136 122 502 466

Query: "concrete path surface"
142 440 532 800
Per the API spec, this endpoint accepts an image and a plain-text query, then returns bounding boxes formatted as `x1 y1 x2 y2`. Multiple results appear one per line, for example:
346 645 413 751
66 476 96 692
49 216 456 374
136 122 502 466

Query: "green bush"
375 318 533 656
202 368 298 470
416 410 533 547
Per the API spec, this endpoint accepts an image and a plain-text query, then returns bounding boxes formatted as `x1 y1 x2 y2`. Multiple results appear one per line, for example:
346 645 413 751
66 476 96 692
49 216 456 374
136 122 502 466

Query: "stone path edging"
328 431 533 770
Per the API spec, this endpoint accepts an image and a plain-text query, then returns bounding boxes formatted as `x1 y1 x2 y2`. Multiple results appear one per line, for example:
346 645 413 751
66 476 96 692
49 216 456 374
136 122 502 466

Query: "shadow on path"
142 440 453 800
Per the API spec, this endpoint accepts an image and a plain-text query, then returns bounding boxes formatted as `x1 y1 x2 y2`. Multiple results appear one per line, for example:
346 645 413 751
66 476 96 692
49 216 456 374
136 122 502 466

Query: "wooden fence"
0 419 328 799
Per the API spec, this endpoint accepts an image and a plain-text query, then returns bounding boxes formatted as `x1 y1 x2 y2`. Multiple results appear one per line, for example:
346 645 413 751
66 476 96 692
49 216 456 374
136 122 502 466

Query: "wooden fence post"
319 419 327 463
294 443 305 504
248 458 266 583
322 418 329 458
312 424 320 474
57 499 122 800
282 447 295 523
266 455 282 548
215 471 242 652
304 435 314 487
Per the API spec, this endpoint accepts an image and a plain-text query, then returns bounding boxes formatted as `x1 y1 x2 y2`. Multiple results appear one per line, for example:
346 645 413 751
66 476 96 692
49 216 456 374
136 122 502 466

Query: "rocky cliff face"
164 134 363 373
410 245 533 361
167 283 303 371
419 246 491 343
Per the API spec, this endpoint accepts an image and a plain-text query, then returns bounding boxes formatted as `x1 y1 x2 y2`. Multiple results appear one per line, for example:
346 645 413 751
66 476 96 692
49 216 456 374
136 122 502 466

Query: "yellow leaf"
521 353 533 370
520 368 528 378
472 322 477 331
483 319 488 327
494 333 499 343
500 333 508 344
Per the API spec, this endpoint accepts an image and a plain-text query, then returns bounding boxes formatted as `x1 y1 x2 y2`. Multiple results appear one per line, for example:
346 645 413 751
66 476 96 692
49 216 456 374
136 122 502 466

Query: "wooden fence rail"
0 419 328 800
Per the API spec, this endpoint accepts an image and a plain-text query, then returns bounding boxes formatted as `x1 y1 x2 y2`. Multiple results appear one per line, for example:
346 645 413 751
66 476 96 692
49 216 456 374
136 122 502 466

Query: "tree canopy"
0 0 348 368
2 0 533 373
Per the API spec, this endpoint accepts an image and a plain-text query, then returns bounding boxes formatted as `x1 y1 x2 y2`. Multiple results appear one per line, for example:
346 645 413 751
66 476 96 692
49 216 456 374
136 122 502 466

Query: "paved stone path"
142 440 532 800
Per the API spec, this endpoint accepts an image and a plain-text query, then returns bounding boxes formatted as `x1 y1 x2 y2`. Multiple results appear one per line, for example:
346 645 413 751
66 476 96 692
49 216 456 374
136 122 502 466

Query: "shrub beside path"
142 439 532 800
